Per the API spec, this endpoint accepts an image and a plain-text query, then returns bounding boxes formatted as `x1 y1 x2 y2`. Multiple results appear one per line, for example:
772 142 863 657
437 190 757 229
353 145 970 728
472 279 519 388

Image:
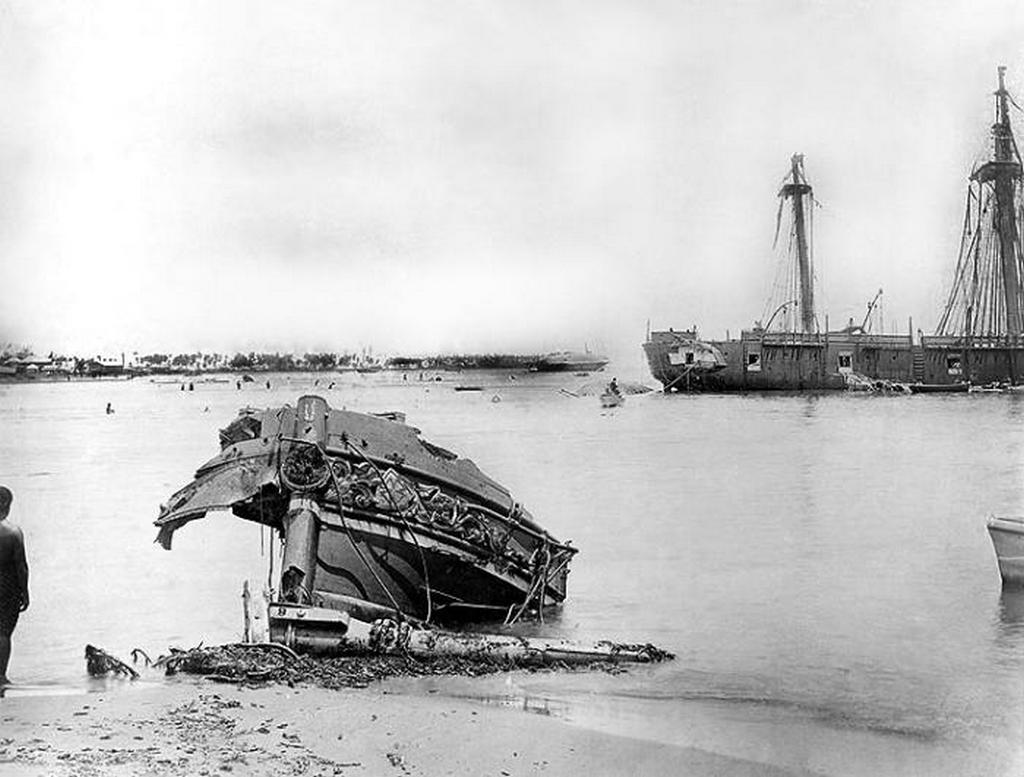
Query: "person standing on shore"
0 486 29 685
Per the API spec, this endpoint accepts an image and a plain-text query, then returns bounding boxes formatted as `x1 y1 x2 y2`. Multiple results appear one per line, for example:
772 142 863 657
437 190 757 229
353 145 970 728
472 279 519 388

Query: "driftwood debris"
135 610 672 688
130 648 152 666
97 606 670 689
156 643 300 684
148 637 666 689
85 645 140 679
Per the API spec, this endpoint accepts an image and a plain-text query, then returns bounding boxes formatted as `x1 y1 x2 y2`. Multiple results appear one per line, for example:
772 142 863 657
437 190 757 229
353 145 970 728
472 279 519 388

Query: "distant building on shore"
82 354 126 377
0 354 58 376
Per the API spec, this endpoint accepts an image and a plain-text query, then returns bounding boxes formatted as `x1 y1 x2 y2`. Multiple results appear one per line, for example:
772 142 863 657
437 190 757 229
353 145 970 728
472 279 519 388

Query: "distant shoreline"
0 355 613 383
0 364 543 384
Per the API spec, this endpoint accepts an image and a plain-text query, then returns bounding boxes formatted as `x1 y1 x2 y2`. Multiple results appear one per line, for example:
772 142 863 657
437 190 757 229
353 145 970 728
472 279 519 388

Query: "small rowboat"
988 516 1024 586
600 390 624 408
908 382 970 394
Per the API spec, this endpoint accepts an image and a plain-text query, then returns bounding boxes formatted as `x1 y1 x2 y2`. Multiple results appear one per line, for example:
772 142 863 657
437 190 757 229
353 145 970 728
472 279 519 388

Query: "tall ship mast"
644 153 908 391
770 153 817 334
937 66 1024 339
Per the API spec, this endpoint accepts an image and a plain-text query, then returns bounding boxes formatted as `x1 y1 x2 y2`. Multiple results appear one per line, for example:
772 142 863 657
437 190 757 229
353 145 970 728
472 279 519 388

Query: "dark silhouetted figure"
0 486 29 686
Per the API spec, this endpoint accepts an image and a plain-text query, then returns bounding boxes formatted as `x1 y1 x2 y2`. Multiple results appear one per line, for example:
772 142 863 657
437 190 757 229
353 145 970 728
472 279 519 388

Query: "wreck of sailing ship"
155 395 577 629
645 67 1024 390
644 153 904 391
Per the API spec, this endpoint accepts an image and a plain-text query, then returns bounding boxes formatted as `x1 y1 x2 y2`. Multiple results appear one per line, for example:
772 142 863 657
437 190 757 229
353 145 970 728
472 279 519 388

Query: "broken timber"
85 645 140 679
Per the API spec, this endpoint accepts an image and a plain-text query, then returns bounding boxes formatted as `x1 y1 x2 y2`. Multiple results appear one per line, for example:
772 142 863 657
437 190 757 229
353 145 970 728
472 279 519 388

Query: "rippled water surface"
1 372 1021 774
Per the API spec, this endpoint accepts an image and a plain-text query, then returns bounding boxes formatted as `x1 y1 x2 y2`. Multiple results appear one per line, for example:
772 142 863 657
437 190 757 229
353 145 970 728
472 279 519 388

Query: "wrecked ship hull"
155 395 576 624
311 504 571 622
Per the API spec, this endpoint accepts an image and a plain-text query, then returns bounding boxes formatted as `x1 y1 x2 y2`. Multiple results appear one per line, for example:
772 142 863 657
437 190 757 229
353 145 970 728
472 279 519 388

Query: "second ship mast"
938 66 1024 338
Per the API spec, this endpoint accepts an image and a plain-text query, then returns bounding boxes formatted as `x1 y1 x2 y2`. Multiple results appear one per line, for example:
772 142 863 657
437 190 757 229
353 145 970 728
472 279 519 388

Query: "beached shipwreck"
155 396 667 664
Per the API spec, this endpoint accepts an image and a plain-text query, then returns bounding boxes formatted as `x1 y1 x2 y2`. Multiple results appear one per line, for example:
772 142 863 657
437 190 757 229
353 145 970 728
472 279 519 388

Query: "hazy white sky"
2 0 1023 362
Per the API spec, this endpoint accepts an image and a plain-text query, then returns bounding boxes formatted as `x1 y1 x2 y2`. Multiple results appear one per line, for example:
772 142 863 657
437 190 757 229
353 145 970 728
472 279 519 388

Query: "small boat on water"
908 382 971 394
987 516 1024 586
599 390 624 408
968 382 1024 393
597 377 626 408
534 350 609 373
453 385 484 392
563 379 652 404
155 395 577 626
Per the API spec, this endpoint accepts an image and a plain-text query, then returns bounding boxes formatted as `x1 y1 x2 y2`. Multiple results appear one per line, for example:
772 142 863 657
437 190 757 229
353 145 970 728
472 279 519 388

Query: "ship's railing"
647 328 700 342
828 333 912 348
654 328 1024 349
742 331 823 346
923 334 1024 349
740 330 911 348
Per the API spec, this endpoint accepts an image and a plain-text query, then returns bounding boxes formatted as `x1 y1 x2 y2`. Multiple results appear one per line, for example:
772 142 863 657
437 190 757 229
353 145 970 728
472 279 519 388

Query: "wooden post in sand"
242 580 252 644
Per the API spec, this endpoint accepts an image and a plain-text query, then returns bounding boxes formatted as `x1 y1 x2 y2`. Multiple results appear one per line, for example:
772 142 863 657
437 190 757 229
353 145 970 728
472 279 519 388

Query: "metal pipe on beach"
269 604 673 665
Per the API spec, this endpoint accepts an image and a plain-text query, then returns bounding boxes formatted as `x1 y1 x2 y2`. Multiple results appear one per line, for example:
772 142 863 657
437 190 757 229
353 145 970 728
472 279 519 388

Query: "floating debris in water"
85 645 139 679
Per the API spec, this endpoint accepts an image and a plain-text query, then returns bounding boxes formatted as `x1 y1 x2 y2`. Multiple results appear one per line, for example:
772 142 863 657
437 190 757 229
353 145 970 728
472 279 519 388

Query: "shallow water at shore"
1 370 1022 774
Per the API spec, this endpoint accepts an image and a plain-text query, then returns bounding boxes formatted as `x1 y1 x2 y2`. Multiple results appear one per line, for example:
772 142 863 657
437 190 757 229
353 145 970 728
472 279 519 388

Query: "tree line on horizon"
2 343 545 373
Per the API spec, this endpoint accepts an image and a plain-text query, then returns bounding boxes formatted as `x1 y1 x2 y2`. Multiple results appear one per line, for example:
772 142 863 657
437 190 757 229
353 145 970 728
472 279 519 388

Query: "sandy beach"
0 677 823 777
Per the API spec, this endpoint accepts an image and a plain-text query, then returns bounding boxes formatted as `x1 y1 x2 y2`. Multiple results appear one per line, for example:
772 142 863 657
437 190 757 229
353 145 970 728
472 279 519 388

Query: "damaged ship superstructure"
646 68 1024 391
155 395 577 626
645 154 911 390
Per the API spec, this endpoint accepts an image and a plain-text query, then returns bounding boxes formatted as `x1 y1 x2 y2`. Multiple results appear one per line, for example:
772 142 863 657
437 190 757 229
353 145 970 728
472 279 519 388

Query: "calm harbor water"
0 371 1021 774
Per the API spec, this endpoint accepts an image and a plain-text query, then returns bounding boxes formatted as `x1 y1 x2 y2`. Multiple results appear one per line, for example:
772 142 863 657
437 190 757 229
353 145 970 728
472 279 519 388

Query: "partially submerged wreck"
155 396 669 664
156 395 578 631
646 68 1024 391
